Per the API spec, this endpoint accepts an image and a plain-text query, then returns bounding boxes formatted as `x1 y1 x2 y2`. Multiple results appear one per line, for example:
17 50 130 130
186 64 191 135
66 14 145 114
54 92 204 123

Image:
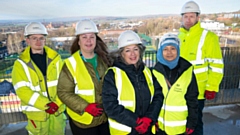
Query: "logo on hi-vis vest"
174 84 182 92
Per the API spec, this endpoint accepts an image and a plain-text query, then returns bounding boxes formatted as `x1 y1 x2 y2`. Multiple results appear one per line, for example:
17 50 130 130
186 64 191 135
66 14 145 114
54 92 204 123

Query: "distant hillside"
0 14 178 24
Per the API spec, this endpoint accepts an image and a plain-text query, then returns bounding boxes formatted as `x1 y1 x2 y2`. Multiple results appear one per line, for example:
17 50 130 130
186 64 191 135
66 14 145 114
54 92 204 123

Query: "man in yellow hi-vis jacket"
12 22 66 135
178 1 224 135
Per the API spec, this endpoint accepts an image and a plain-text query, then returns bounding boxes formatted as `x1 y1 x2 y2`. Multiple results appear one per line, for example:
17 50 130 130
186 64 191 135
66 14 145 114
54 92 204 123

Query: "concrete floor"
0 104 240 135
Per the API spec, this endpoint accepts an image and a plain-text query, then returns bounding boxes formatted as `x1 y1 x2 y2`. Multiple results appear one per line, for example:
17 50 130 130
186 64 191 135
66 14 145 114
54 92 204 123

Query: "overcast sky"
0 0 239 20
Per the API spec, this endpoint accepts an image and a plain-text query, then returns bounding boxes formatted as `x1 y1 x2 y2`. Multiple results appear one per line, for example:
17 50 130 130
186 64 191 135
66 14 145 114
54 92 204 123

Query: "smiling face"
121 44 140 67
26 34 45 54
78 33 96 54
162 45 178 61
182 12 199 30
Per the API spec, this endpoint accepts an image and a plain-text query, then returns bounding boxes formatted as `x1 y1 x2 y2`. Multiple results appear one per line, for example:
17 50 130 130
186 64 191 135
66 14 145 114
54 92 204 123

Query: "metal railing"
0 47 240 125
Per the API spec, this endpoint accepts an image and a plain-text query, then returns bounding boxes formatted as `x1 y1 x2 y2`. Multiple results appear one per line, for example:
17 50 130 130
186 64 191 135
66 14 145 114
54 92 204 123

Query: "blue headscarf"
157 38 180 69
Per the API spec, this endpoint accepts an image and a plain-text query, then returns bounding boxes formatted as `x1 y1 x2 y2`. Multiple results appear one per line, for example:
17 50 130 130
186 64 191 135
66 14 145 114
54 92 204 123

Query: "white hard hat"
75 19 99 35
118 30 142 49
181 1 200 15
24 22 48 36
158 33 180 49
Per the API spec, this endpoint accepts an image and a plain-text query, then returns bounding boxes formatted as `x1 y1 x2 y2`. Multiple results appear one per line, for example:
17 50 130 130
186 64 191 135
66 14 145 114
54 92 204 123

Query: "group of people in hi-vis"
11 1 224 135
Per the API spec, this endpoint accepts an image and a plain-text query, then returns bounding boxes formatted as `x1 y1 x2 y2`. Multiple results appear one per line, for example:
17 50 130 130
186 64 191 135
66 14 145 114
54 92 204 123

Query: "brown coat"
57 56 108 128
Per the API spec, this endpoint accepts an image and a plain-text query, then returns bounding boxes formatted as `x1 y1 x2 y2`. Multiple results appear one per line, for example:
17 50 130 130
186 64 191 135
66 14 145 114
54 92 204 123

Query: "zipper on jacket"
136 74 143 113
169 70 172 84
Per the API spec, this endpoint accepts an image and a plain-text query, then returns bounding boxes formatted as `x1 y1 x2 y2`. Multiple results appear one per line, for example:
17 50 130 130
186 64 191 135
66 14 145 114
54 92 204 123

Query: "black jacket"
153 57 198 129
102 61 163 135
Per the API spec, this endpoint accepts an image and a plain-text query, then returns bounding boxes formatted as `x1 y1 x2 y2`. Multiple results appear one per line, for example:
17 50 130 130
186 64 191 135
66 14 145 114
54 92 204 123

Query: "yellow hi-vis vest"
65 51 95 125
107 66 154 135
153 66 193 135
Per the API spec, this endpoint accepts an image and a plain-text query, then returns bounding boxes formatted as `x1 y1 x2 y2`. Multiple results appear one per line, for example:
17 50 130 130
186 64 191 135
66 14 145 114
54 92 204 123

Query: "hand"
186 128 194 135
85 103 103 117
45 102 59 114
135 117 152 134
205 90 216 100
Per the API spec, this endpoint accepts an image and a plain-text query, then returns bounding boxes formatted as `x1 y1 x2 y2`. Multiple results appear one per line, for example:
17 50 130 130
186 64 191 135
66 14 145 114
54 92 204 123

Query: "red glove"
85 103 103 117
186 128 194 135
45 102 59 114
205 90 216 100
135 117 152 134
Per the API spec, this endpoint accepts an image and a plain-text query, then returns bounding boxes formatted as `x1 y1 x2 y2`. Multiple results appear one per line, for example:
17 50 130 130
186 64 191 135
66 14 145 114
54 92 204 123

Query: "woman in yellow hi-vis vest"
152 33 198 135
102 30 163 135
57 19 111 135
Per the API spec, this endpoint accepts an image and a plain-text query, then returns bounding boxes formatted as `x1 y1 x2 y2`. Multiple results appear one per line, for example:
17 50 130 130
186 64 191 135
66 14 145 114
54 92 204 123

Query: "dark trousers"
192 99 205 135
156 128 185 135
69 117 110 135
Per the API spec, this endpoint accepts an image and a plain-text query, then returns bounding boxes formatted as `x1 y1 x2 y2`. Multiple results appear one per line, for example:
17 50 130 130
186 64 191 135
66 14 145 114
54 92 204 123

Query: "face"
121 44 140 66
182 12 199 30
26 34 45 54
78 33 96 54
162 45 178 61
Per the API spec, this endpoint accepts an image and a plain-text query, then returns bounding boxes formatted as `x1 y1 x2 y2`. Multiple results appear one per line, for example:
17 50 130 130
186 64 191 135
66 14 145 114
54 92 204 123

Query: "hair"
70 34 111 66
109 44 146 68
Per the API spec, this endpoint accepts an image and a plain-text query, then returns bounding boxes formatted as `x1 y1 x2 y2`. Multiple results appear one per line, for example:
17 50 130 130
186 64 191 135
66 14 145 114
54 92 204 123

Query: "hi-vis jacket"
107 66 154 134
12 46 64 121
179 21 224 99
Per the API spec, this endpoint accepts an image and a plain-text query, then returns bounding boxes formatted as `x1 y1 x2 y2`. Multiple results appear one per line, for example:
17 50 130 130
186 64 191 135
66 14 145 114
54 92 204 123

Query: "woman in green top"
57 19 110 135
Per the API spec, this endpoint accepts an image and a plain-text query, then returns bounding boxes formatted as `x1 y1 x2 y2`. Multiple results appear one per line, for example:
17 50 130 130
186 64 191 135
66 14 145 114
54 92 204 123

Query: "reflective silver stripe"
109 119 131 132
42 92 48 97
210 66 223 73
121 101 134 107
194 67 208 74
17 59 41 91
144 67 153 102
17 59 32 83
189 59 204 65
162 105 187 112
14 81 41 91
159 117 187 127
76 89 94 95
205 58 223 64
68 56 78 93
28 131 34 135
28 93 40 106
74 85 79 94
68 56 78 90
196 30 208 61
47 80 58 87
115 67 122 102
21 105 41 111
69 56 76 72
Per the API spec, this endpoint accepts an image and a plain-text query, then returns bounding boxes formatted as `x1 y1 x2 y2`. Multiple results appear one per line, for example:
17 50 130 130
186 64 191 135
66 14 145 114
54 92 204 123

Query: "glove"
205 90 216 100
135 117 152 134
85 103 103 117
186 128 194 135
45 102 59 114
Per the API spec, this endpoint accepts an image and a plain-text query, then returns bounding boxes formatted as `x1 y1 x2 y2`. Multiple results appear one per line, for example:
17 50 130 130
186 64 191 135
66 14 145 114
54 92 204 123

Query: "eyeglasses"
29 37 46 42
